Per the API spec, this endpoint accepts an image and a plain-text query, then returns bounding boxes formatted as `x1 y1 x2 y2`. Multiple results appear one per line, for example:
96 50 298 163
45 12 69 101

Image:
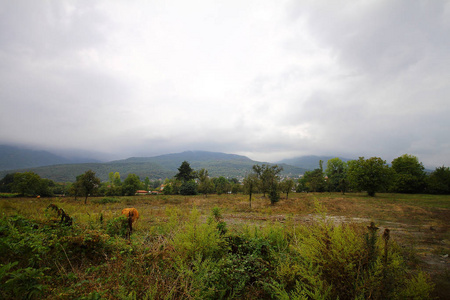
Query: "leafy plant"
1 264 49 299
106 216 128 237
171 208 226 261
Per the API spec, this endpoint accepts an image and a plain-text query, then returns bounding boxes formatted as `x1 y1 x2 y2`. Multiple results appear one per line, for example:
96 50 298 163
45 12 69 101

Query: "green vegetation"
1 154 450 298
1 192 447 299
71 170 101 204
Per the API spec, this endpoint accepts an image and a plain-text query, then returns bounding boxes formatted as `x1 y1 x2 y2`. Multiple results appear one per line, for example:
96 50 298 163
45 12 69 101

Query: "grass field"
1 192 448 299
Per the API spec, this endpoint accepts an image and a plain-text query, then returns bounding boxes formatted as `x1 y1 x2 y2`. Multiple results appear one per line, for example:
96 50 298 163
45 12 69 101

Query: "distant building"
135 190 149 195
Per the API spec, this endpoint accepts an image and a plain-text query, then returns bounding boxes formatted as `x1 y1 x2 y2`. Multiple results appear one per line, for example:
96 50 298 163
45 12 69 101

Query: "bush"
271 219 434 300
0 263 49 300
106 216 128 238
171 208 225 261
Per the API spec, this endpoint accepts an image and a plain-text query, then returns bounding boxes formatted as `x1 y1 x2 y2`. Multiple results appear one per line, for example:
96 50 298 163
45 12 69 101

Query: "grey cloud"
0 1 109 58
0 0 449 169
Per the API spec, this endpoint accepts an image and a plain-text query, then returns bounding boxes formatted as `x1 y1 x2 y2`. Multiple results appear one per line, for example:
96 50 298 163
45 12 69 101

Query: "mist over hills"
277 155 353 170
0 145 101 171
0 148 311 182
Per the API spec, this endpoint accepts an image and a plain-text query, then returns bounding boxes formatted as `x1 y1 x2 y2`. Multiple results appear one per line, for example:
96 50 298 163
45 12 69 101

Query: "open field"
1 192 449 299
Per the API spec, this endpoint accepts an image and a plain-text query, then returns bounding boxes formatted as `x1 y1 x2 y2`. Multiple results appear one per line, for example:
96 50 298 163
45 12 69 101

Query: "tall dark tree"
11 172 53 196
347 157 392 197
427 166 450 194
391 154 426 193
0 173 15 193
180 180 198 195
175 161 196 182
325 158 348 194
74 170 101 204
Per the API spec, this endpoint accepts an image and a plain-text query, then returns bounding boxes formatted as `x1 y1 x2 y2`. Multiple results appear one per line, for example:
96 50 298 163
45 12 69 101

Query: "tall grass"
0 194 444 299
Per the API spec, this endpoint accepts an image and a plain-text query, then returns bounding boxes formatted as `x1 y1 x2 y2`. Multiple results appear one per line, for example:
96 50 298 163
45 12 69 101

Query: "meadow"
0 192 448 299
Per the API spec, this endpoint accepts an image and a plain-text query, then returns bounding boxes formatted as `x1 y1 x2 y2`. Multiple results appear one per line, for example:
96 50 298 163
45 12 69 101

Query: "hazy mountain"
277 155 353 170
0 145 101 171
0 150 308 182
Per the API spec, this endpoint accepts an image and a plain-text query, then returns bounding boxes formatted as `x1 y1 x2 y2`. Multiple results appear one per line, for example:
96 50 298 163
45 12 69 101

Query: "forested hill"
0 145 101 171
0 145 74 171
0 151 308 182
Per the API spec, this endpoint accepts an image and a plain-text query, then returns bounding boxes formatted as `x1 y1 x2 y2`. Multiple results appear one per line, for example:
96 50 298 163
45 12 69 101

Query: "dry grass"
2 193 448 269
1 192 448 298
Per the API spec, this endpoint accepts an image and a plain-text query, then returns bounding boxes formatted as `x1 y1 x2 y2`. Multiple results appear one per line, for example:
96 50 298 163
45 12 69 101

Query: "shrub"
0 263 49 300
207 207 227 235
171 208 225 261
106 216 128 238
272 219 434 300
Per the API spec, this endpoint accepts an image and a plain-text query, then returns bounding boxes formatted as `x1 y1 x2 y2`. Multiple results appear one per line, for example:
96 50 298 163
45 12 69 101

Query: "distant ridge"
0 150 308 182
0 145 101 171
277 155 353 170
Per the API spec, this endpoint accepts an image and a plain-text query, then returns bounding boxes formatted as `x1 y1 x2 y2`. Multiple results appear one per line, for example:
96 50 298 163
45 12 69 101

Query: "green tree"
268 181 280 205
11 172 52 196
162 178 174 195
122 173 142 196
105 171 122 196
197 168 215 197
347 157 392 197
12 172 41 196
0 173 16 193
214 176 230 195
180 180 198 195
113 172 121 186
243 173 258 208
74 170 101 204
143 177 150 191
299 167 326 192
162 178 182 195
175 161 196 182
426 166 450 194
253 164 283 197
325 158 348 194
108 172 114 186
391 154 426 193
280 178 295 199
230 182 241 194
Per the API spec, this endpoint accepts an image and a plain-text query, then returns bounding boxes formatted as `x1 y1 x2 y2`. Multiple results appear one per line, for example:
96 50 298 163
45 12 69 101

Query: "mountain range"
0 145 351 182
277 155 353 170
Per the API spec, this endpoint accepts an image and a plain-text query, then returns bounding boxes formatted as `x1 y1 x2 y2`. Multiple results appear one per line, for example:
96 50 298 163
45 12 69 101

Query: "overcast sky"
1 0 449 167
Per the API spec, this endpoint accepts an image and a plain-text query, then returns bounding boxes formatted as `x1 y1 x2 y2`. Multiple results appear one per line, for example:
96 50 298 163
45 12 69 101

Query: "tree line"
298 154 450 196
1 154 450 201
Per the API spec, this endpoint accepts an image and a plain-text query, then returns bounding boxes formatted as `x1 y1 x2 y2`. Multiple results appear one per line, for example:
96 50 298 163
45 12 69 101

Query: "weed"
0 194 443 299
106 216 128 238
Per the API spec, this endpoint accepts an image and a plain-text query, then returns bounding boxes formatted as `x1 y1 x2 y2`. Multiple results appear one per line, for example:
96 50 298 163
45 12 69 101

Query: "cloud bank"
1 0 449 167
